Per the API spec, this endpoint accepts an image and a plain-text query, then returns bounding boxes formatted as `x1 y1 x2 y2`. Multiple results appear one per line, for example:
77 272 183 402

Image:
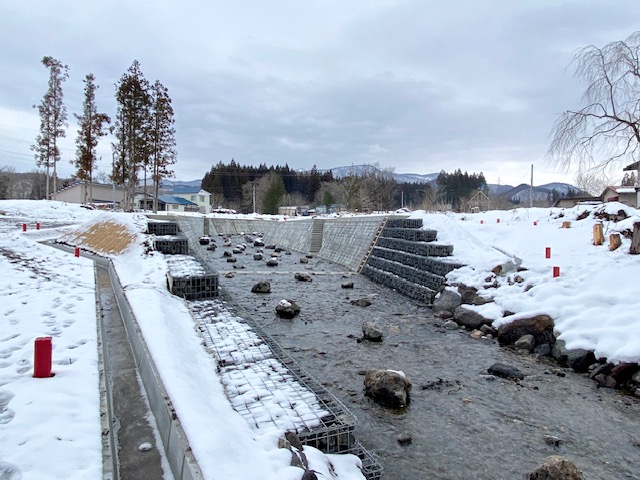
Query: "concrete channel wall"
97 256 203 480
153 215 386 272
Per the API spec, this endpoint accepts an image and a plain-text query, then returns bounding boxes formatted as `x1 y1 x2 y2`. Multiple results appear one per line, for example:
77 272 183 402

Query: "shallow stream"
206 239 640 480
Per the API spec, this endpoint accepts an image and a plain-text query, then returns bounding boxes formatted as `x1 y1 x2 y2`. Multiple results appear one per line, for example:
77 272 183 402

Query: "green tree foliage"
262 174 286 214
436 169 486 211
31 56 69 199
114 60 151 210
149 80 177 212
201 161 332 211
73 73 111 203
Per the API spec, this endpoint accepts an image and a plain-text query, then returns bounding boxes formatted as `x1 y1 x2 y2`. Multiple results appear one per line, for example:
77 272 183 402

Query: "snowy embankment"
414 203 640 364
0 200 365 480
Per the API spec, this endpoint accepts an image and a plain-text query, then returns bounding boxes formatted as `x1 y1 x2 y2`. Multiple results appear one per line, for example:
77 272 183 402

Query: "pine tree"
114 60 151 211
31 56 69 200
74 74 110 204
149 80 177 212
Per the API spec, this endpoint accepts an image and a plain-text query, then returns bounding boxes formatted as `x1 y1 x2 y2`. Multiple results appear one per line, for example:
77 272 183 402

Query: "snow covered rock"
275 299 301 318
364 369 411 408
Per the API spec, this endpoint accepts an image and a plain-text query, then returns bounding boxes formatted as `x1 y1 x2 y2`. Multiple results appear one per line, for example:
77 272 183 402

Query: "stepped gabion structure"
165 254 218 300
362 217 464 304
147 220 180 236
153 235 189 255
189 299 382 479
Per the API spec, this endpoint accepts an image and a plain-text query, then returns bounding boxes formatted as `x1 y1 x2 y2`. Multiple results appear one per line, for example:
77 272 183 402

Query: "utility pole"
252 182 256 213
530 164 533 208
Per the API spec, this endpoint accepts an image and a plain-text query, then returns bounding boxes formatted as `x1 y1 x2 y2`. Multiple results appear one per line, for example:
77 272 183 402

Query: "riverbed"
204 237 640 480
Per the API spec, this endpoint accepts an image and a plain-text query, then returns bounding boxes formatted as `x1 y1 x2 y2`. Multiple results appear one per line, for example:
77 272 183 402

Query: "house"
156 195 199 213
466 190 490 213
601 185 638 208
167 187 212 213
552 196 601 208
54 181 125 207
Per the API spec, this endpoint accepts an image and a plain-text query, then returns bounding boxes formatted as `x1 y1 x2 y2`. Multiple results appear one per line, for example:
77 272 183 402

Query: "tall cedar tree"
31 56 69 199
150 80 177 213
73 74 111 204
114 60 151 211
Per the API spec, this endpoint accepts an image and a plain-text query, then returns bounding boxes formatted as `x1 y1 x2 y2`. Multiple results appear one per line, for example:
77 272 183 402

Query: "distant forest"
200 161 491 213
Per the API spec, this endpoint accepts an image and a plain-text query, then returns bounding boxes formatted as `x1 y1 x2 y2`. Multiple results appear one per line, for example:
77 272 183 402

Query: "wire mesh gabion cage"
189 298 383 479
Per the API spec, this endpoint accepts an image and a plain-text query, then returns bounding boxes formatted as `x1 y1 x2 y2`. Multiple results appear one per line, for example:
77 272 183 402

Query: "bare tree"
549 31 640 176
573 160 617 195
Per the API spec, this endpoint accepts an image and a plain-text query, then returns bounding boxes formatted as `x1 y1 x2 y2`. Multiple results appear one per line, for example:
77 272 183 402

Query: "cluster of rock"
433 285 640 395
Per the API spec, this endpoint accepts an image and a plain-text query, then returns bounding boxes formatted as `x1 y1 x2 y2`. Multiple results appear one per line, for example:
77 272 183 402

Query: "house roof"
157 195 198 206
170 186 210 195
623 160 640 171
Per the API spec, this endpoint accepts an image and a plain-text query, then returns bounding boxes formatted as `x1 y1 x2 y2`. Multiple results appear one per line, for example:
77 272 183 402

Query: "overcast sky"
2 0 639 186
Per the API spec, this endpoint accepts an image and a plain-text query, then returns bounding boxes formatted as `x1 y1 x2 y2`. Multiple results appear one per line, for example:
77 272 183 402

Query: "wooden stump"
593 223 604 246
631 222 640 254
561 221 571 229
609 233 622 251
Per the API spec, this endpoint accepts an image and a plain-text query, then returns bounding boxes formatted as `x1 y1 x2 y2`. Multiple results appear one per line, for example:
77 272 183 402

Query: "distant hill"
318 164 440 184
161 179 202 189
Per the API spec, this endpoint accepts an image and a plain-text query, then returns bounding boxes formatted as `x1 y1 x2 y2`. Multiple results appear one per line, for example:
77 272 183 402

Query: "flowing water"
205 238 640 480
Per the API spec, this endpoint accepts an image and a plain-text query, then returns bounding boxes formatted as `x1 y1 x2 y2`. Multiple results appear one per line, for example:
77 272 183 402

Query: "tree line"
30 57 176 211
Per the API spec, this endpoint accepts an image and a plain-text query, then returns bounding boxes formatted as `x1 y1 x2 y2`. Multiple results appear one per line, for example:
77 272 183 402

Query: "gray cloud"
1 0 639 185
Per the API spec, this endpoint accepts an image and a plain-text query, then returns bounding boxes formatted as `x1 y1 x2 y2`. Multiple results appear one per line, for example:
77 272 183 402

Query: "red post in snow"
533 221 537 226
33 336 53 378
22 223 27 232
545 247 551 259
36 222 41 230
74 247 80 257
553 266 560 278
496 218 500 223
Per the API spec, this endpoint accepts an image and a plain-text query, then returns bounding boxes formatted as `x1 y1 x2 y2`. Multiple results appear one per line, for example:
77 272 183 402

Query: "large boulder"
362 322 383 342
453 306 490 329
551 340 596 373
275 299 301 319
251 281 271 294
294 272 313 282
433 289 462 312
528 455 585 480
487 363 524 381
364 369 411 408
497 314 555 348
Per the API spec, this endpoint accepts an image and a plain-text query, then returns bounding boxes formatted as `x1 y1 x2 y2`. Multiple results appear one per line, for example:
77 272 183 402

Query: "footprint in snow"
0 390 15 425
67 339 88 350
15 359 31 375
0 334 20 343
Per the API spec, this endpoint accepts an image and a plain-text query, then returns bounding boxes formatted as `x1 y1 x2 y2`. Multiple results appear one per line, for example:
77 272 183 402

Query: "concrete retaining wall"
318 217 385 271
100 257 203 480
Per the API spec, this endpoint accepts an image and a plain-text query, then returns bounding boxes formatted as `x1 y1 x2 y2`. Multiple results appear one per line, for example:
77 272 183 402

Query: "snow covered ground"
1 199 639 479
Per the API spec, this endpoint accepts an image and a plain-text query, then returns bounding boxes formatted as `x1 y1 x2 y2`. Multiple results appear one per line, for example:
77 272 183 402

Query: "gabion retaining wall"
371 246 464 276
381 228 438 242
385 218 423 229
376 237 454 257
147 220 179 236
153 236 189 255
367 256 446 292
362 264 437 304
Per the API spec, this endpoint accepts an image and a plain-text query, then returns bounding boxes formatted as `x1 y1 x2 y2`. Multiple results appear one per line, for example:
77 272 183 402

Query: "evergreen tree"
31 56 69 199
262 175 286 214
114 60 151 211
149 80 177 212
73 73 111 204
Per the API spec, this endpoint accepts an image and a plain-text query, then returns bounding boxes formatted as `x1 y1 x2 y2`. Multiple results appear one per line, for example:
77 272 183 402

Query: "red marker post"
36 222 41 230
22 223 27 232
553 266 560 278
74 247 80 257
545 247 551 259
33 336 53 378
